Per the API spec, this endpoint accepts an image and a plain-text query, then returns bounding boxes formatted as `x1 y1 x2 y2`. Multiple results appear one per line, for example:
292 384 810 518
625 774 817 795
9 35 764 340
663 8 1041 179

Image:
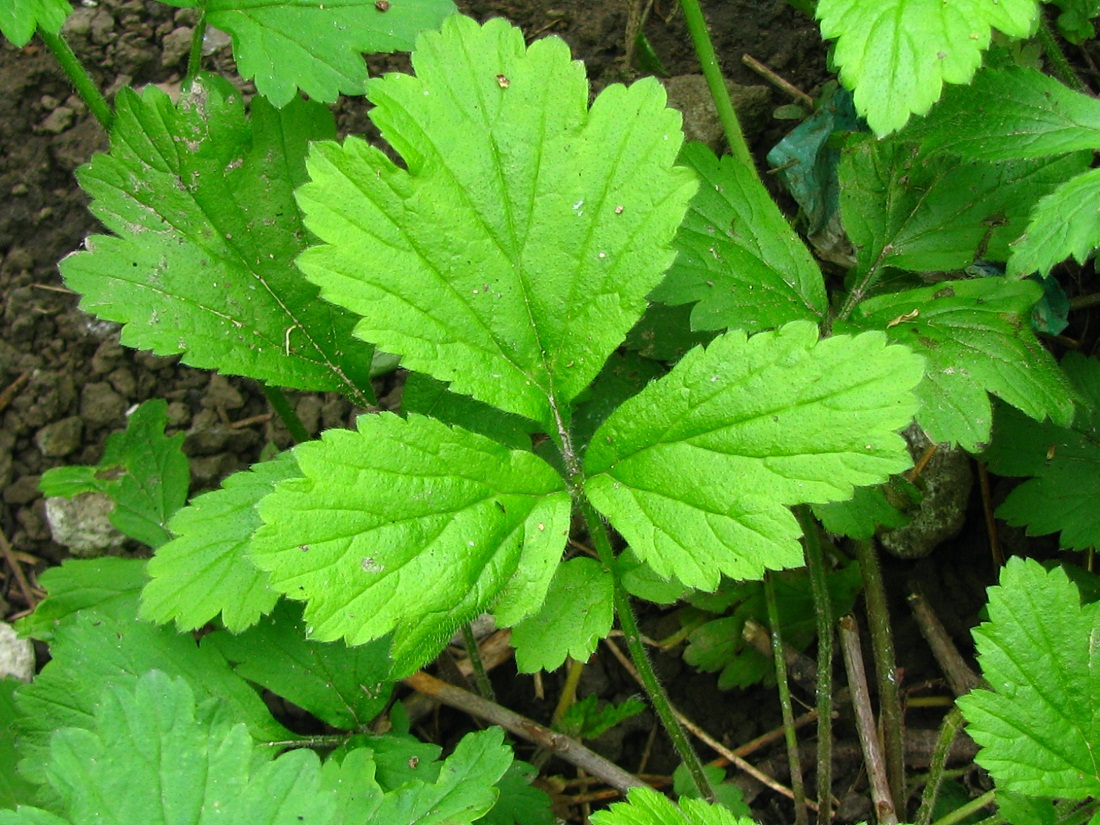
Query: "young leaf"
911 67 1100 160
205 601 394 730
249 413 571 674
295 14 698 428
982 353 1100 550
1009 167 1100 277
557 694 646 740
60 75 376 406
140 452 298 632
838 134 1090 277
590 786 756 825
958 558 1100 798
838 278 1075 450
511 556 614 673
16 558 147 642
1050 0 1100 42
173 0 457 107
0 0 69 46
815 0 1039 134
650 142 827 333
584 321 922 590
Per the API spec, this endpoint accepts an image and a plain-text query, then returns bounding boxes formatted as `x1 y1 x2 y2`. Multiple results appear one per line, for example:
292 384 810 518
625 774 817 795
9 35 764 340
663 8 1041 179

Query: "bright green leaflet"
295 14 697 429
911 67 1100 160
1009 167 1100 277
60 75 375 406
651 142 826 334
815 0 1038 134
15 590 288 785
0 0 69 46
838 134 1090 276
511 556 614 673
249 413 571 675
0 678 36 810
590 786 756 825
958 559 1100 798
160 0 455 107
206 601 393 730
584 321 923 591
402 371 539 452
140 452 297 632
982 353 1100 550
16 558 147 643
38 400 188 548
837 278 1075 450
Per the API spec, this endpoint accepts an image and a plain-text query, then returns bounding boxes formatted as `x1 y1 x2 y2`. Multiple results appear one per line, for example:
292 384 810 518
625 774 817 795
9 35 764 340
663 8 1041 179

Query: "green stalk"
795 506 834 823
261 384 310 444
186 13 209 81
1036 14 1086 93
678 0 756 175
930 790 995 825
461 623 495 701
854 539 905 814
765 572 808 825
914 706 963 825
580 499 716 801
38 27 112 131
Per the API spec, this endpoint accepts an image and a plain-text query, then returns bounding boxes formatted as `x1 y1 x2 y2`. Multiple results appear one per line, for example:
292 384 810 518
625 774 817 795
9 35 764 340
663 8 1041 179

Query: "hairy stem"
187 13 209 81
261 384 310 444
929 790 994 825
1037 13 1086 93
678 0 756 174
461 623 495 701
765 572 809 825
796 506 834 824
38 28 112 131
914 706 963 825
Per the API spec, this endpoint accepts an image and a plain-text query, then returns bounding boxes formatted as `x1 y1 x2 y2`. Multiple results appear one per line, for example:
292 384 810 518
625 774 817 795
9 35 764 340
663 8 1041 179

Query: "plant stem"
929 790 994 825
914 706 963 825
261 384 310 444
854 539 906 813
580 499 716 801
551 657 585 727
38 27 112 131
796 506 834 824
678 0 757 174
765 572 809 825
460 623 495 700
187 14 209 81
1036 14 1086 93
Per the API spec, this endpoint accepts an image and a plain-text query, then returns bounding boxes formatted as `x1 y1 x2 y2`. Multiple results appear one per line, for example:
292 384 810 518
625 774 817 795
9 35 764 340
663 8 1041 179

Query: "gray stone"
38 106 75 135
0 622 34 682
203 373 245 410
45 492 127 557
80 381 127 427
161 26 193 67
35 415 84 457
295 395 323 436
662 74 772 153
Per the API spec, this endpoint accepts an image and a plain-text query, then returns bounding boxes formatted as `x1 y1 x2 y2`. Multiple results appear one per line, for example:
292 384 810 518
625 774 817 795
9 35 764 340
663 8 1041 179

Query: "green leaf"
651 142 827 333
672 764 753 820
206 601 394 730
16 590 288 784
838 134 1090 276
0 807 69 824
249 413 571 675
60 75 376 406
1050 0 1100 42
556 694 645 740
140 453 297 632
180 0 455 107
16 558 147 642
590 786 756 825
511 557 614 673
0 0 69 46
982 353 1100 549
815 0 1039 134
479 761 553 825
36 467 97 499
911 67 1100 160
811 482 908 540
1009 167 1100 277
958 558 1100 798
584 321 922 590
0 678 36 809
296 15 697 428
402 371 539 452
839 278 1075 450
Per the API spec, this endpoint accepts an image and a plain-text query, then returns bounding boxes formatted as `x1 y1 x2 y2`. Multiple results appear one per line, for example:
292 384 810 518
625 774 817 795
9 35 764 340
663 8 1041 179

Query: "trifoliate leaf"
0 0 69 46
206 601 394 730
911 67 1100 160
651 142 826 333
511 557 614 673
60 75 375 407
16 558 147 642
249 413 571 675
296 14 697 428
179 0 456 107
140 453 298 632
958 558 1100 798
16 590 288 785
838 278 1075 450
0 678 36 809
584 321 922 590
590 786 756 825
838 134 1090 276
1009 167 1100 277
815 0 1039 135
982 353 1100 549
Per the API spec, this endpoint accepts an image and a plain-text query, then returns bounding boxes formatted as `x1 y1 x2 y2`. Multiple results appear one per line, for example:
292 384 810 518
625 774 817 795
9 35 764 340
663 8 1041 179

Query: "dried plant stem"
839 615 898 825
854 539 905 813
796 506 835 823
0 527 37 609
765 572 809 825
907 590 981 697
914 706 964 825
403 670 647 796
551 657 585 728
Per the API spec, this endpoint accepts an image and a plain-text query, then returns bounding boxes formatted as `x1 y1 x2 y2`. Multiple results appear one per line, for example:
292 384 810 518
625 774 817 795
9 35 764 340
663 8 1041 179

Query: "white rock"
45 493 127 557
0 622 34 682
